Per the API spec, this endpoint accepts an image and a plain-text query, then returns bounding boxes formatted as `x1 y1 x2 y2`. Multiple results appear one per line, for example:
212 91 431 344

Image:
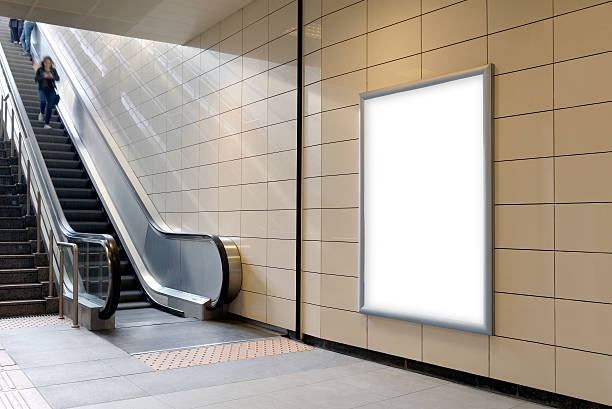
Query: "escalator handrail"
37 24 241 309
0 36 121 319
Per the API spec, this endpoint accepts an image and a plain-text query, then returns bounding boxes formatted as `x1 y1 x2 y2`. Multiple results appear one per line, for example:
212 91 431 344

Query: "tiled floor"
0 310 552 409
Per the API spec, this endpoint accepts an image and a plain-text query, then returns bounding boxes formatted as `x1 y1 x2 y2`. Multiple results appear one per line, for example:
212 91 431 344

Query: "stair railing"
0 40 121 328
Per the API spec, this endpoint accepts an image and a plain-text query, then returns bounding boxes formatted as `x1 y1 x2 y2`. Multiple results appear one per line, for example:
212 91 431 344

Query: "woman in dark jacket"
9 19 19 43
35 56 59 128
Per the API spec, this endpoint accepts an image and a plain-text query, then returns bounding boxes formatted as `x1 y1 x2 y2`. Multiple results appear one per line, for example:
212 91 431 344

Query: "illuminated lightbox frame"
359 65 493 335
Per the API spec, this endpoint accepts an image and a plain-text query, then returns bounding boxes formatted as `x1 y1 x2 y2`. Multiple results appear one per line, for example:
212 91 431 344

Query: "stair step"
117 300 151 310
41 150 76 160
0 282 43 301
68 221 111 233
59 197 99 210
0 183 25 194
55 188 96 199
0 205 23 216
48 168 86 178
44 158 81 169
0 241 33 254
0 254 35 268
0 194 26 206
64 209 106 221
0 299 46 317
38 142 73 152
0 217 28 229
51 177 90 189
0 228 33 241
0 268 38 284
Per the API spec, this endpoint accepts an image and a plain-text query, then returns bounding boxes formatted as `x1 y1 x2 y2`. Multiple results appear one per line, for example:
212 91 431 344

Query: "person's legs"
44 89 55 125
19 30 25 50
10 26 18 43
23 22 34 54
37 90 46 122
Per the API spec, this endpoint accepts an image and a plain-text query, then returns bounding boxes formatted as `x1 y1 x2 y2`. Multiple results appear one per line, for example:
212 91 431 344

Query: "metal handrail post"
58 248 64 319
25 161 30 216
10 108 14 143
57 242 79 328
17 133 21 182
71 244 79 328
36 192 41 253
48 229 54 297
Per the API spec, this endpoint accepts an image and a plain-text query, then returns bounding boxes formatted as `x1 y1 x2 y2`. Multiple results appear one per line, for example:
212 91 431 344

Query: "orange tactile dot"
134 337 314 371
0 315 69 330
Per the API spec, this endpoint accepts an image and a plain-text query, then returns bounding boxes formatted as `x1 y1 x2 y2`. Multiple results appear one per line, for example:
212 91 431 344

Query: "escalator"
0 19 241 328
0 24 150 310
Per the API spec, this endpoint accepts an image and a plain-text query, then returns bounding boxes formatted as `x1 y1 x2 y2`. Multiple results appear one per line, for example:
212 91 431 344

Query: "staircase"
0 140 57 317
0 20 151 311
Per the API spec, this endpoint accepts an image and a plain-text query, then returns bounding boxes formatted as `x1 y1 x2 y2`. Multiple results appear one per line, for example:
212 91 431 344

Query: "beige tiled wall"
302 0 612 405
48 0 298 329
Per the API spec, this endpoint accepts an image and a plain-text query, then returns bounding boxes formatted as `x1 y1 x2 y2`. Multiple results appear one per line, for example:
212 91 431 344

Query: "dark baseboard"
302 335 610 409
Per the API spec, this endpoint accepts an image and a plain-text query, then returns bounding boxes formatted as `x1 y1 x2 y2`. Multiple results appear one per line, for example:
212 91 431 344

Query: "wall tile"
302 303 321 337
322 35 366 79
554 0 609 14
367 18 420 66
368 0 420 31
556 347 612 406
320 307 367 348
321 241 358 276
556 203 612 252
494 66 553 117
554 52 612 108
367 55 421 90
302 240 321 273
321 69 366 111
494 112 553 160
269 1 298 40
320 274 358 311
490 337 555 392
423 325 489 376
321 208 358 241
229 291 266 322
267 296 295 328
422 37 486 79
488 0 553 33
495 158 554 204
321 1 367 47
241 210 268 238
495 249 554 297
555 252 612 304
302 271 321 304
321 139 358 175
321 105 358 144
495 293 555 344
321 174 359 207
554 102 612 156
556 152 612 203
554 2 612 61
303 209 321 241
367 316 422 361
422 0 486 51
242 263 267 293
488 20 553 74
495 205 554 250
556 299 612 355
267 267 296 299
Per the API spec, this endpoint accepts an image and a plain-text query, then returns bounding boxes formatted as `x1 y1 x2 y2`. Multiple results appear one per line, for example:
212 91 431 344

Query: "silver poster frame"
358 64 494 335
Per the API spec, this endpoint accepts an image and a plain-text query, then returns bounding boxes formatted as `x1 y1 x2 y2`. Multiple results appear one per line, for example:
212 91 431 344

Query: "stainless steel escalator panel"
29 24 242 319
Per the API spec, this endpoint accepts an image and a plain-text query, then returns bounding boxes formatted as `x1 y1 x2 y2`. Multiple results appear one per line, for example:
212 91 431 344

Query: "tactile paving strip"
135 337 314 371
0 315 68 330
0 390 29 409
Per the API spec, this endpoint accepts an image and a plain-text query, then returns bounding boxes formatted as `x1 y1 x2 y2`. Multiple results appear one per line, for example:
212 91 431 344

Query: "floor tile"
38 376 147 409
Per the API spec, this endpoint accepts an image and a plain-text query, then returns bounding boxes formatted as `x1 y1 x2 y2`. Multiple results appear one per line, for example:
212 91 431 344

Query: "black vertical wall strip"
295 0 304 339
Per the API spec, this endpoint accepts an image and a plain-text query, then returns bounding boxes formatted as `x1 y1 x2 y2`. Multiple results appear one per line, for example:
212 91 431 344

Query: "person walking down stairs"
34 56 59 129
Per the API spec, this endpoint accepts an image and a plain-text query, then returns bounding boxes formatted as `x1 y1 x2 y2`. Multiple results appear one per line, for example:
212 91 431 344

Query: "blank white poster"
360 68 492 334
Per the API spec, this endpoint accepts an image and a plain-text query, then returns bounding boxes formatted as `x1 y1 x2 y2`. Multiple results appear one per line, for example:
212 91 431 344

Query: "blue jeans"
38 89 56 124
20 22 34 54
